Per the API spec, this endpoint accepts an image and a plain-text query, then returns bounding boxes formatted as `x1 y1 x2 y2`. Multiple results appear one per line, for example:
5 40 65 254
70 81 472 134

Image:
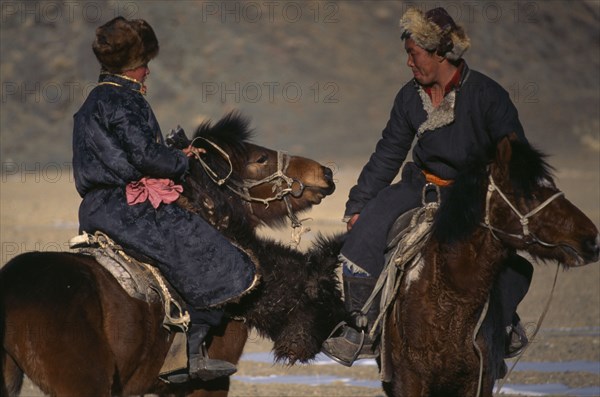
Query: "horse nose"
322 166 335 194
323 166 333 181
583 234 600 262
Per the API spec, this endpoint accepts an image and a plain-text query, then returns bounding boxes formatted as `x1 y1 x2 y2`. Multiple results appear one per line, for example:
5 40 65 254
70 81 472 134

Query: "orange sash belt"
422 170 453 187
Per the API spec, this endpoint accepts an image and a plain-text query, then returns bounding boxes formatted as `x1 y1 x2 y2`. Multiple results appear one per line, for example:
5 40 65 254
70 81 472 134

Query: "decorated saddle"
68 231 190 377
358 186 441 381
69 231 190 330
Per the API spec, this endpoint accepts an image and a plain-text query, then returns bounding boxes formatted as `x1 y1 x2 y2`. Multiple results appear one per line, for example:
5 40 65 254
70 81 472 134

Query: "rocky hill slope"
1 1 598 173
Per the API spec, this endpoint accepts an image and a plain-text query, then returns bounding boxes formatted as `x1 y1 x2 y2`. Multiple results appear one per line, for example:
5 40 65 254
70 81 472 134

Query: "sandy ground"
1 167 599 396
1 2 598 395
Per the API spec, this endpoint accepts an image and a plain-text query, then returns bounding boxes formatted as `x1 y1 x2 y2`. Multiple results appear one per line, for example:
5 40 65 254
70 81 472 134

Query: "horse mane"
192 111 254 158
432 139 554 244
181 112 257 239
186 111 255 195
508 140 554 199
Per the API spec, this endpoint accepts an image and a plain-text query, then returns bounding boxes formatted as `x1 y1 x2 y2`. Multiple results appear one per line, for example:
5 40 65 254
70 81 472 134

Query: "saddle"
69 232 190 328
362 193 440 382
69 232 190 376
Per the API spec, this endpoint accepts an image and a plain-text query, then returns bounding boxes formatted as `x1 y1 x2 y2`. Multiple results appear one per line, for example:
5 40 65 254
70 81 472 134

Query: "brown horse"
381 135 599 397
0 113 342 397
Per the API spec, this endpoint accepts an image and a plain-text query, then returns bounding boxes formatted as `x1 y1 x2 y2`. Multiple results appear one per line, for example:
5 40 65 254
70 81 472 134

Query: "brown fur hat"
399 7 470 61
92 16 159 73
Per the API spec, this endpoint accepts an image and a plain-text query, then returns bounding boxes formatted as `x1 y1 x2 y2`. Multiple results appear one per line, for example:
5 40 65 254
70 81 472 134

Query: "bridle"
479 171 566 397
482 172 564 247
189 137 307 241
474 170 564 397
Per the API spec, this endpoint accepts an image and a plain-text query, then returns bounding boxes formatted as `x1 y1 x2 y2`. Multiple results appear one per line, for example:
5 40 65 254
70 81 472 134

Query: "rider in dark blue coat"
321 7 532 367
73 16 252 383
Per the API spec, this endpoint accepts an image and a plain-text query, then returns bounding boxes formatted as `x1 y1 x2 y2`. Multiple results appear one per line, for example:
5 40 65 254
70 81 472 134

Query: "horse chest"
396 266 479 373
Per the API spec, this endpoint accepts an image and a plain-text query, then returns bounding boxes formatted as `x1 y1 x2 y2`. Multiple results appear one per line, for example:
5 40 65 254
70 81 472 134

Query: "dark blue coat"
342 63 528 275
73 73 256 308
345 63 527 218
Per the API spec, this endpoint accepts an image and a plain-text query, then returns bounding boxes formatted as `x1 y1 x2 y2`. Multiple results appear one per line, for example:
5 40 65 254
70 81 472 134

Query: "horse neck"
427 228 509 311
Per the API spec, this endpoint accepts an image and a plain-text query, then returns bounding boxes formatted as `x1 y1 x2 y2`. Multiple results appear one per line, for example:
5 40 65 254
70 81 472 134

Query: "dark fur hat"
92 16 159 73
399 7 470 61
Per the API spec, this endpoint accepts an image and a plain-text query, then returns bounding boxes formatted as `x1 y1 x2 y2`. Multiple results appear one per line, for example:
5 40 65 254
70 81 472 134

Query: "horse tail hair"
0 268 7 396
0 264 24 397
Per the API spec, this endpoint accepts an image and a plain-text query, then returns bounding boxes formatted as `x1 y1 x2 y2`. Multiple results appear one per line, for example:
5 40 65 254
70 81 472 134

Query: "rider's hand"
347 214 360 231
183 145 205 157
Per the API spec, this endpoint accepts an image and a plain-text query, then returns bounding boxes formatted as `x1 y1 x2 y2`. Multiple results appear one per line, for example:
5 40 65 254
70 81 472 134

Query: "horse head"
485 135 599 267
182 112 335 229
434 134 598 268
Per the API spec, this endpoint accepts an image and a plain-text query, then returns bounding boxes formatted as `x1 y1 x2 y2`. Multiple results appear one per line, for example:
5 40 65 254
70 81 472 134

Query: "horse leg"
1 299 23 397
382 380 394 397
474 374 496 397
186 319 248 397
389 370 428 397
1 352 23 397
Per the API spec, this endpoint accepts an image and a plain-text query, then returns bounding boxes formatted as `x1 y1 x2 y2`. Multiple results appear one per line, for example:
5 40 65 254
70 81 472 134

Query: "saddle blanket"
69 232 189 376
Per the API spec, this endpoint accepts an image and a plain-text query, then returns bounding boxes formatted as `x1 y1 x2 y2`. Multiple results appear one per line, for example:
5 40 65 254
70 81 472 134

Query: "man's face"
404 38 439 86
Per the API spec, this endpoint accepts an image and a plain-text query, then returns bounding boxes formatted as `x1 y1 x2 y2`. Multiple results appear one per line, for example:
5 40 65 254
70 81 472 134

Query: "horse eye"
255 154 268 164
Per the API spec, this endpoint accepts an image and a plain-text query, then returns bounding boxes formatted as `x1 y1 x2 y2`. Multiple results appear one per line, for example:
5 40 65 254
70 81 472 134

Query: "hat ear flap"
445 27 470 60
436 33 454 58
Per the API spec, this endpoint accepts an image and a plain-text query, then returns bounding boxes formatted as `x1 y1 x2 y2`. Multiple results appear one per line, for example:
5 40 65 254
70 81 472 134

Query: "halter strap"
189 137 309 246
477 172 563 395
483 174 564 246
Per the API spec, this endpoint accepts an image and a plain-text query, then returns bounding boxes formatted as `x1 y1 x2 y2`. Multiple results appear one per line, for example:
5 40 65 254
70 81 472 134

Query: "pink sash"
126 177 183 209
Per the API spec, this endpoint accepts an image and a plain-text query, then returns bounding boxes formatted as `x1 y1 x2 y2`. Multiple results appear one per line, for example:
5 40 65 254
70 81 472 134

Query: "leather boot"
321 274 380 367
505 314 528 358
499 254 532 358
166 324 237 383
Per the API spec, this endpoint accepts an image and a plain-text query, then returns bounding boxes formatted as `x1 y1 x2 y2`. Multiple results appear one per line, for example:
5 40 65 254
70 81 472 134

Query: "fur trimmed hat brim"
93 17 159 73
399 8 470 61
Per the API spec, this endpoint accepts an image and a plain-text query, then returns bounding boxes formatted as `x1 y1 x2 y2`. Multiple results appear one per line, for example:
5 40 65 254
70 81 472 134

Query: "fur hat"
399 7 470 61
92 16 159 73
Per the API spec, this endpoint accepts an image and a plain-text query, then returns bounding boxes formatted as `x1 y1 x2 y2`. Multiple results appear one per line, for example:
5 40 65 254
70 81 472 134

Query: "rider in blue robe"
73 16 251 382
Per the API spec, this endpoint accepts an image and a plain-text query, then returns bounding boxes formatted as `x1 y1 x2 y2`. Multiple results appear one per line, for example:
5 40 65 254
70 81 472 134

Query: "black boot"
498 253 533 359
321 274 380 367
167 324 237 383
505 314 528 358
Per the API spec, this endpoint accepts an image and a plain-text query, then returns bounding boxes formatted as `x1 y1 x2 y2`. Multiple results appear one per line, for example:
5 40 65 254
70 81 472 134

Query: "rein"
473 296 490 397
482 174 564 246
189 137 308 245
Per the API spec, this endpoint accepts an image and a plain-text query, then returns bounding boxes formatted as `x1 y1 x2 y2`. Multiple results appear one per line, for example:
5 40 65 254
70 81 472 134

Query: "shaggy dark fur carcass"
226 234 347 364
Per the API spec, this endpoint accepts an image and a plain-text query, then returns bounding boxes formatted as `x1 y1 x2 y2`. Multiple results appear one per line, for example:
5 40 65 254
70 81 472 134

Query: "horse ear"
494 134 514 176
